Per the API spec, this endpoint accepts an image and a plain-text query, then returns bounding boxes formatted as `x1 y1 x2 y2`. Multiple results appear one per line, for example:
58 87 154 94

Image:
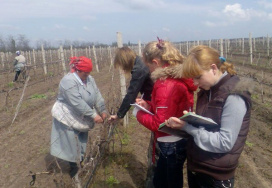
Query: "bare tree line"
0 34 31 52
0 34 136 53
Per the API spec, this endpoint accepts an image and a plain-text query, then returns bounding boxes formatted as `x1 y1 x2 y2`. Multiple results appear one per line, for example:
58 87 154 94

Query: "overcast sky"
1 0 272 45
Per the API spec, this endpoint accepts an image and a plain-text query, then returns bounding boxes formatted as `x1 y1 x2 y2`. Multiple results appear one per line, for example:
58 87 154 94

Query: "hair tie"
156 36 163 49
219 56 226 63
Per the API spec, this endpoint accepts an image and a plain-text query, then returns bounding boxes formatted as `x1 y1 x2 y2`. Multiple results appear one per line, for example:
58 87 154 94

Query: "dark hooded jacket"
117 56 154 118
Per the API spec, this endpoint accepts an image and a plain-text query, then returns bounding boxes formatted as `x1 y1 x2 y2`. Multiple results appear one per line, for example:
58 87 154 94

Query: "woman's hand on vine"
94 115 103 123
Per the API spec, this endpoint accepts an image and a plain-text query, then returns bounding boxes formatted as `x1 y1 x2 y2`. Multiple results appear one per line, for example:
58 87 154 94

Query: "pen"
140 93 144 100
137 93 144 105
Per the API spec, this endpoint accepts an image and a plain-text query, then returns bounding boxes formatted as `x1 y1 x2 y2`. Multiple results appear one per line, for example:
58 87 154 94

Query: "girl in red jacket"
135 39 197 188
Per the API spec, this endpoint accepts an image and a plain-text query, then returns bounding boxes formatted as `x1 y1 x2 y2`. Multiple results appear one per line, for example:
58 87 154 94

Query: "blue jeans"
153 139 187 188
187 170 234 188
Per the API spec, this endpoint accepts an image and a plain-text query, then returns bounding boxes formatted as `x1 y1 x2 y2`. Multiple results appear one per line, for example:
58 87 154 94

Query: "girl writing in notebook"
165 45 252 188
134 38 197 188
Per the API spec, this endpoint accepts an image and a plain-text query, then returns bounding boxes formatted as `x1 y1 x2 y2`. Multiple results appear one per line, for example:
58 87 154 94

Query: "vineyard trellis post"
64 49 67 63
227 39 230 54
187 41 189 55
0 52 4 68
261 70 264 103
32 49 36 69
108 46 113 72
253 37 256 52
249 32 253 64
117 32 128 127
92 45 99 72
59 45 67 75
49 49 53 62
220 39 223 57
85 47 88 58
225 39 228 58
41 45 47 75
99 46 102 63
70 45 73 57
138 41 142 56
242 38 245 54
57 48 60 60
28 51 31 65
6 52 11 69
179 43 181 54
75 48 78 57
267 34 270 61
88 46 91 60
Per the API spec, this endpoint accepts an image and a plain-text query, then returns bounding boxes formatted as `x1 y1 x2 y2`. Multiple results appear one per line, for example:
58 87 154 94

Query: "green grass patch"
121 132 130 145
264 103 271 108
48 72 54 76
251 94 259 100
8 82 14 87
30 94 47 99
106 176 119 186
130 116 137 120
38 147 49 155
245 141 254 147
104 166 112 176
4 164 10 169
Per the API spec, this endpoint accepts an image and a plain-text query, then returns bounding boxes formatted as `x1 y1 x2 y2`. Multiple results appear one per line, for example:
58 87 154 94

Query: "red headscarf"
69 56 93 73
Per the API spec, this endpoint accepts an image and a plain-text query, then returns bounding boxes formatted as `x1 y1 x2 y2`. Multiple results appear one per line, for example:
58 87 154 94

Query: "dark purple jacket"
187 74 251 180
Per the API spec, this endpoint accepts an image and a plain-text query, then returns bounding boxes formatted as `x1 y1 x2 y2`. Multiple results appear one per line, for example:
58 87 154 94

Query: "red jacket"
136 65 197 162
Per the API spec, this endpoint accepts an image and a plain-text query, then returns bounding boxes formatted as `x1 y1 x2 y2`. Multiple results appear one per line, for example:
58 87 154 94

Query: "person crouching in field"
13 50 26 82
165 45 252 188
50 56 108 184
134 39 197 188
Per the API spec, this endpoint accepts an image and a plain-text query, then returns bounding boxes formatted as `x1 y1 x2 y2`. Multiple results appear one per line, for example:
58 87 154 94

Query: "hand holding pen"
140 93 144 101
136 93 144 104
186 106 195 114
135 93 150 110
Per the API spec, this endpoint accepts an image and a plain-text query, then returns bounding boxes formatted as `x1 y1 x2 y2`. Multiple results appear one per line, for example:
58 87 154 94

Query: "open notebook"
130 103 154 115
158 112 218 138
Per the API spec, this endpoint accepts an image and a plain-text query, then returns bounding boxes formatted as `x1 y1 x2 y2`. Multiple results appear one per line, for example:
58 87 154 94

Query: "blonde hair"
143 41 184 66
114 47 136 73
182 45 236 78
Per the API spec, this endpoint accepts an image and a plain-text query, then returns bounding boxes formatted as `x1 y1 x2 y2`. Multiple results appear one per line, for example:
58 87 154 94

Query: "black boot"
69 162 79 178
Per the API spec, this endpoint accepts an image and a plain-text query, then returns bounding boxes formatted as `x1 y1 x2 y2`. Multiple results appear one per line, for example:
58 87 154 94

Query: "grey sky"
1 0 272 45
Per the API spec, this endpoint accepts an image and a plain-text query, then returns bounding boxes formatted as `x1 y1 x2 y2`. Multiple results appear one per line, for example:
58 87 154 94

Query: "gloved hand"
132 107 140 117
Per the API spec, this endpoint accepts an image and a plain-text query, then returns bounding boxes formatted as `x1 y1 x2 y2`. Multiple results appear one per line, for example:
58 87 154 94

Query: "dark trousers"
187 170 234 188
153 139 187 188
14 71 21 81
69 162 79 178
146 133 160 188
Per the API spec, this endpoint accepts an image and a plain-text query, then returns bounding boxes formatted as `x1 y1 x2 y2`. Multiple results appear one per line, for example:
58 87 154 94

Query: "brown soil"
0 63 271 188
